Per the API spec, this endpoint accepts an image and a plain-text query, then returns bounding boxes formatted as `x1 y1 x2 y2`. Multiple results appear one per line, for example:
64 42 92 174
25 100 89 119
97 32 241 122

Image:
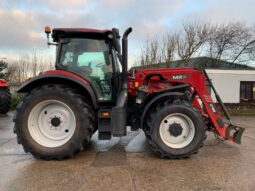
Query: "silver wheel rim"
159 113 195 149
28 100 76 148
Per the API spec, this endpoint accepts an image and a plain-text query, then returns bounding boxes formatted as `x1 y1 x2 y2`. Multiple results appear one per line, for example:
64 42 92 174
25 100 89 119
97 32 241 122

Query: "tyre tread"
144 100 206 159
13 84 95 160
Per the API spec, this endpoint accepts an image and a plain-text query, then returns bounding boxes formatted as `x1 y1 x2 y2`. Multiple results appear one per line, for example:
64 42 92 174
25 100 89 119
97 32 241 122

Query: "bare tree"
137 39 161 68
136 20 255 68
177 21 210 66
7 50 54 83
32 50 38 77
136 34 178 68
161 33 178 67
206 22 255 66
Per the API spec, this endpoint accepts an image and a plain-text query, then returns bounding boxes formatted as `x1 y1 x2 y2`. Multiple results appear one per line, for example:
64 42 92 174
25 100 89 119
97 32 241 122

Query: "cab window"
59 38 113 101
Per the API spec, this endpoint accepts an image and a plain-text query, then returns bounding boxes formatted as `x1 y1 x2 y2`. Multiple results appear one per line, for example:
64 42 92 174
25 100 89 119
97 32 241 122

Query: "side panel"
128 67 204 96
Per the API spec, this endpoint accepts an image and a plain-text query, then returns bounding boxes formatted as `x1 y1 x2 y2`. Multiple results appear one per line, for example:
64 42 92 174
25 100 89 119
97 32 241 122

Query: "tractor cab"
48 28 124 102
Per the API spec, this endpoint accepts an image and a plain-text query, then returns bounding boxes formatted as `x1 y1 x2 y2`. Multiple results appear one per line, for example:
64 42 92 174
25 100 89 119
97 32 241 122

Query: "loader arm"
198 70 245 143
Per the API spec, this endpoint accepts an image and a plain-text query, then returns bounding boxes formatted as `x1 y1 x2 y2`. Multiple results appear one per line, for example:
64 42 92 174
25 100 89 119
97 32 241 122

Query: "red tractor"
0 79 11 114
14 27 244 160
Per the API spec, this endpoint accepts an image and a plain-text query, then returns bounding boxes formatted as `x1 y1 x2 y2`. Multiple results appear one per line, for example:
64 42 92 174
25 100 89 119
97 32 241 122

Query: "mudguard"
140 91 184 128
18 70 98 109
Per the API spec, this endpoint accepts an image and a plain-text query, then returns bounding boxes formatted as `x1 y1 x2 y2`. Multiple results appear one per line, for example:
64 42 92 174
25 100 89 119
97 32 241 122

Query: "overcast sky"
0 0 255 65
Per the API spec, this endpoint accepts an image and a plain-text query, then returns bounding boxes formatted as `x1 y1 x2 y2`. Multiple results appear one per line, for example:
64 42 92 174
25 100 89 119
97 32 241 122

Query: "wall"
206 70 255 103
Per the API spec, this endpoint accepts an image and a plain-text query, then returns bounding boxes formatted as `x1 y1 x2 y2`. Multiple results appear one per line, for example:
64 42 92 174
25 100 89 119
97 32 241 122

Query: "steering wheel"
80 65 92 76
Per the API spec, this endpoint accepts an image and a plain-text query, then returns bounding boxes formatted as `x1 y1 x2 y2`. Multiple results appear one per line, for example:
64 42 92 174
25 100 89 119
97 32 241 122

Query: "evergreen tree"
0 60 8 79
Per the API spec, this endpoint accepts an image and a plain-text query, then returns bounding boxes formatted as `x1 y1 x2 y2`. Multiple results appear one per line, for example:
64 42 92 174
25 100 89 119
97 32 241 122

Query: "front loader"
13 26 244 160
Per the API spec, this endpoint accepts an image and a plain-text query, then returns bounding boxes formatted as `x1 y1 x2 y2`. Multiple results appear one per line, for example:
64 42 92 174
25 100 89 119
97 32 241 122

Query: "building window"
240 81 255 102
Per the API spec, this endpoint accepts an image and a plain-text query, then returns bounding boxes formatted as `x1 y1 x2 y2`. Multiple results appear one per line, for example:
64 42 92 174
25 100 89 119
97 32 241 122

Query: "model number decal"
171 74 189 80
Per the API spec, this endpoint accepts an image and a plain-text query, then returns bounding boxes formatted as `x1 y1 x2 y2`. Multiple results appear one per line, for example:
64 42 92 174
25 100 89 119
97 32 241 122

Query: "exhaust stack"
111 27 132 137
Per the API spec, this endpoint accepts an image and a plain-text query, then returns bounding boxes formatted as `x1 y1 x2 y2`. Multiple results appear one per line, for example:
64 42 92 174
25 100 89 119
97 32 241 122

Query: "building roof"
135 57 255 70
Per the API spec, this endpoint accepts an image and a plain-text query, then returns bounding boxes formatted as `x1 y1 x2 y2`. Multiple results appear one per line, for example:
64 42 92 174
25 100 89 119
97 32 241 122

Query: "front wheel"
14 84 95 160
145 102 206 159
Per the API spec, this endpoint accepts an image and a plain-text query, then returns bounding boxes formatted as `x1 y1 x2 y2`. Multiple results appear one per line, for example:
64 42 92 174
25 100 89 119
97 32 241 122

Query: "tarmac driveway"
0 113 254 191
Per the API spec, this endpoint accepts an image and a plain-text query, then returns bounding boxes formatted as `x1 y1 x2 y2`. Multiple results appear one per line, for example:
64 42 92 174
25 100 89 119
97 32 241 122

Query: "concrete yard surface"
0 113 254 191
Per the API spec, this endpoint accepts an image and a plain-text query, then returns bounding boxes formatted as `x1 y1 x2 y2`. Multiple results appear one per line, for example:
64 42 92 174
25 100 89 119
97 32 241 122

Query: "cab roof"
52 28 112 42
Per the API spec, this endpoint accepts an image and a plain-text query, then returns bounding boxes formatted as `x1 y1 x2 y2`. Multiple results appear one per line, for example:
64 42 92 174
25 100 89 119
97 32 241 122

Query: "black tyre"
145 101 206 159
13 84 95 160
0 88 11 114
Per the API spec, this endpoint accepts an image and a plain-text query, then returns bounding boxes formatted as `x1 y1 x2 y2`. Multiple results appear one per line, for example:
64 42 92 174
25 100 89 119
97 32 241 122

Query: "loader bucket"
226 124 245 144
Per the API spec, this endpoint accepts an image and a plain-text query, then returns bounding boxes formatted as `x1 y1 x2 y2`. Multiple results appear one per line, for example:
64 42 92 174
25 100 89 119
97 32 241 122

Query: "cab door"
59 38 113 101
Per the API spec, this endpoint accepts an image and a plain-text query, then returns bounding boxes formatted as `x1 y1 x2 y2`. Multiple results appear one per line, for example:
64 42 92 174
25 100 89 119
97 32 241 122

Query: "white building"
207 69 255 103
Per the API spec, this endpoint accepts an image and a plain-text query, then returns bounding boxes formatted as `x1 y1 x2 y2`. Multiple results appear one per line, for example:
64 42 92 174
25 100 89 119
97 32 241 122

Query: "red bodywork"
128 67 230 140
43 70 89 85
41 68 233 141
0 79 8 87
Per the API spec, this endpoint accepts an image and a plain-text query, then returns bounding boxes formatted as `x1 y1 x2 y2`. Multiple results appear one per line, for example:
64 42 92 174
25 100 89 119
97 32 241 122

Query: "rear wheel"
0 88 11 114
145 101 206 158
14 84 95 160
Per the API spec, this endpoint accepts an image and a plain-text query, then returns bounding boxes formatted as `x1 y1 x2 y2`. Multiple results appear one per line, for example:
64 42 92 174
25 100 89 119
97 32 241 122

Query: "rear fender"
18 72 98 109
